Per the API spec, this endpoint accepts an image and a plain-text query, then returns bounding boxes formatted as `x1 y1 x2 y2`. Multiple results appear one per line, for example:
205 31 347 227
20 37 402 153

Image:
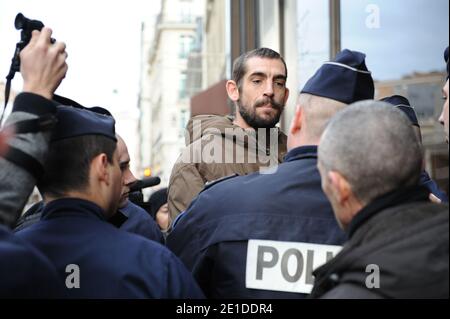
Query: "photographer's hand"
20 27 68 100
0 127 13 157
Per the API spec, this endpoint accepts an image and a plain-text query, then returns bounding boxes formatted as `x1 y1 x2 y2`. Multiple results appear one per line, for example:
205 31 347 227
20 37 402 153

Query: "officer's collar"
42 198 108 222
283 145 318 162
347 186 430 239
419 170 431 184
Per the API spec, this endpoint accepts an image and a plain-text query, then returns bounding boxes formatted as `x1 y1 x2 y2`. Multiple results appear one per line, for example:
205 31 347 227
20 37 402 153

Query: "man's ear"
328 171 352 205
289 104 303 136
91 153 110 185
283 87 290 105
226 80 240 102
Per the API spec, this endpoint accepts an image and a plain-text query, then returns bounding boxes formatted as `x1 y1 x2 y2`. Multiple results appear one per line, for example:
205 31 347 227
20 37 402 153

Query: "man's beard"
118 187 131 209
238 97 284 129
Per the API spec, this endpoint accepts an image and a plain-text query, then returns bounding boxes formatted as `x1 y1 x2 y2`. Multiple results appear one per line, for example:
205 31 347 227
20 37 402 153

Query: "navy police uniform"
302 49 374 103
17 198 203 298
118 201 165 244
0 225 64 298
16 200 166 244
167 146 347 298
419 171 448 203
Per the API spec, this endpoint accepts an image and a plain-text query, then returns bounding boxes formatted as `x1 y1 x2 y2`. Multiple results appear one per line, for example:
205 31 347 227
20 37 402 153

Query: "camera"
10 13 55 75
15 13 47 50
128 177 162 216
2 13 55 122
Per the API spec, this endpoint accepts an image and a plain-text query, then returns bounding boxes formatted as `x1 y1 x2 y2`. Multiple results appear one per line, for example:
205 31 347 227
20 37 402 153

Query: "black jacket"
310 187 449 299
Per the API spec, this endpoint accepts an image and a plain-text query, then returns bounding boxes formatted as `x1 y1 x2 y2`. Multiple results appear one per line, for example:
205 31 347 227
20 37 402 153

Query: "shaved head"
297 93 347 140
319 101 423 205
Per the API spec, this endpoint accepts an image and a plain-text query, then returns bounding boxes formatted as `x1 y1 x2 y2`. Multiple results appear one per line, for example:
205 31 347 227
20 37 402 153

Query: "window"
341 0 449 122
179 0 194 23
280 0 330 129
179 35 195 59
179 71 187 99
258 0 278 50
296 0 330 91
341 0 449 192
179 109 190 138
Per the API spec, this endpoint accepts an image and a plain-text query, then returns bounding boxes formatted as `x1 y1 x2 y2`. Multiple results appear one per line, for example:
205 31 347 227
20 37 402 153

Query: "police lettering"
256 245 324 282
246 240 342 294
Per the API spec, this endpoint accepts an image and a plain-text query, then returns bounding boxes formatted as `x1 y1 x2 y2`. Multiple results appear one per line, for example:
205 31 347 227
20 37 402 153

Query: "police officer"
106 134 165 243
14 104 204 298
167 49 375 298
381 95 448 203
15 134 165 244
0 27 68 297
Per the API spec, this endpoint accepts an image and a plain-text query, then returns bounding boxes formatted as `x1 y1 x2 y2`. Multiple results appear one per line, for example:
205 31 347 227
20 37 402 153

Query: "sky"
295 0 448 89
0 0 161 122
0 0 162 174
341 0 449 81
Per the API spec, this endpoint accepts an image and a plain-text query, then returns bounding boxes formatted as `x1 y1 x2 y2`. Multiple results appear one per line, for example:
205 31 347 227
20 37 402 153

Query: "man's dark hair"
232 48 288 90
39 135 117 198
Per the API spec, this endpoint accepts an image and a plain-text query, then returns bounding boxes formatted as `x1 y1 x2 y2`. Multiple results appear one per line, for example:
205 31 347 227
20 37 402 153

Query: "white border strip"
324 62 372 74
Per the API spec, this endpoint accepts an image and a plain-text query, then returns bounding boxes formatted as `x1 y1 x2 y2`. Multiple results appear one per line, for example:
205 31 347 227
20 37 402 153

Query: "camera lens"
14 13 25 30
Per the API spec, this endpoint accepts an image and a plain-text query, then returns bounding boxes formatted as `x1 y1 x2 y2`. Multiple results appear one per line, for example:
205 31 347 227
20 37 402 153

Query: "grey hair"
318 100 423 205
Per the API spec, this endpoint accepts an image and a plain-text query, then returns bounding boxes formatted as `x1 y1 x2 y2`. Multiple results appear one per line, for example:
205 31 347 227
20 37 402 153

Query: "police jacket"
108 201 165 244
419 171 448 203
167 145 347 298
0 225 64 298
16 198 204 299
310 186 449 299
16 200 165 245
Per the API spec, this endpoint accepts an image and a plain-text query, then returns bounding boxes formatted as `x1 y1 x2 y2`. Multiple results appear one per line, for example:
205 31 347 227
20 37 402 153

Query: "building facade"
138 0 205 187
